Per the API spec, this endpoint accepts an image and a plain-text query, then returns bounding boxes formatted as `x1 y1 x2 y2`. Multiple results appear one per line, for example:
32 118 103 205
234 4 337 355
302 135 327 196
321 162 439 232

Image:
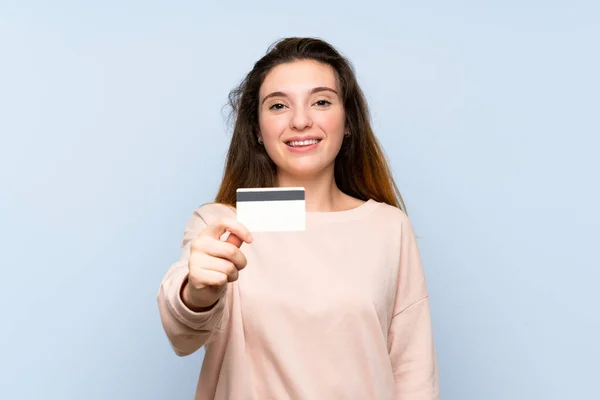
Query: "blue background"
1 1 598 399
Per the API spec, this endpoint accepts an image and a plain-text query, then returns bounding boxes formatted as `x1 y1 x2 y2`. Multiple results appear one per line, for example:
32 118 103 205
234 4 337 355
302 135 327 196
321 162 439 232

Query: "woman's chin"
278 162 331 179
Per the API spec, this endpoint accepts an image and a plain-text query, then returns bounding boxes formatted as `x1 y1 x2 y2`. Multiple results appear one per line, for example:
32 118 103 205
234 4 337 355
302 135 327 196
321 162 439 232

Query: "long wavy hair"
215 37 407 214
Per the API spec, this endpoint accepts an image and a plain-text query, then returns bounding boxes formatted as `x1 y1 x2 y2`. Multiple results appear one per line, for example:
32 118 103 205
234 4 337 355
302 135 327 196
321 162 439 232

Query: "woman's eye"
315 100 332 107
269 103 286 110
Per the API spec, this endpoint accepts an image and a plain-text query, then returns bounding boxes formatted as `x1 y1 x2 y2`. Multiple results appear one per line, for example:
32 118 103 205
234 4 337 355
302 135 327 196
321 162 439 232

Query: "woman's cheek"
260 116 287 141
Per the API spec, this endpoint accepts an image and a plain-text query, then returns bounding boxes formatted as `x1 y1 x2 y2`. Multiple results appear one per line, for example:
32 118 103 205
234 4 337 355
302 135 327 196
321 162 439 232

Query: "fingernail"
248 233 254 242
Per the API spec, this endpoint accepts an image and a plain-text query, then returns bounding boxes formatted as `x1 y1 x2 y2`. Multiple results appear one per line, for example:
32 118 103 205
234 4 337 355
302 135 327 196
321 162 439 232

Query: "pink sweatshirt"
157 199 439 399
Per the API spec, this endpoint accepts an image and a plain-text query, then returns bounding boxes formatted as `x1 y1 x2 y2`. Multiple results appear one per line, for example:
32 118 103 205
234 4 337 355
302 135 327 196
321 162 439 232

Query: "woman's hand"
182 218 253 311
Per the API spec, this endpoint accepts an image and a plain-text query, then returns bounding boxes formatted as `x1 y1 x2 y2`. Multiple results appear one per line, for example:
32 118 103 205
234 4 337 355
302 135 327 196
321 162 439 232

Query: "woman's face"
258 60 346 180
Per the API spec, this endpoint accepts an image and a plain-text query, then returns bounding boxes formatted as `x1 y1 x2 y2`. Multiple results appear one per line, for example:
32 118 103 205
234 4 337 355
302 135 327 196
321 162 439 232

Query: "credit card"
236 187 306 232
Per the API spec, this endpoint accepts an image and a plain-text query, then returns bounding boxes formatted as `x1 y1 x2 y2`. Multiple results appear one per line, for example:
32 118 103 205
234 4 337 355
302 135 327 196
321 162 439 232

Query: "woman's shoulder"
370 199 410 223
363 200 417 240
194 202 237 223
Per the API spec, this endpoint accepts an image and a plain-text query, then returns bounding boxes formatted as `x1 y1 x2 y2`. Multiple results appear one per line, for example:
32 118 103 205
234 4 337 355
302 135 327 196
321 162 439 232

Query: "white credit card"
236 187 305 232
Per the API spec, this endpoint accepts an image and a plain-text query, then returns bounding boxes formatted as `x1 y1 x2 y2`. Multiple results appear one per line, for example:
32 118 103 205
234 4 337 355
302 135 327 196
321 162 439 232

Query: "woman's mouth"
286 139 321 148
284 138 322 153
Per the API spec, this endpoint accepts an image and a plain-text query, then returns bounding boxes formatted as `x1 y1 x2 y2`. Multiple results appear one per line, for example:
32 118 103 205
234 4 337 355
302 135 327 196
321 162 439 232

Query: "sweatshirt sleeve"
388 214 440 399
157 207 229 357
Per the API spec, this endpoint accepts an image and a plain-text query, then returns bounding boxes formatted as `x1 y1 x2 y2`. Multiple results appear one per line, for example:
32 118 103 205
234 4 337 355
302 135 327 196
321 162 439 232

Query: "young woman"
158 37 439 399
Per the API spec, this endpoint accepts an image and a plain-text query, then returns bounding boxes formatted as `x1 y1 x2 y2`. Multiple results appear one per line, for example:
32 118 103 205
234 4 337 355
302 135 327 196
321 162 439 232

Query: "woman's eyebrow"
261 91 287 106
261 87 339 106
310 86 338 95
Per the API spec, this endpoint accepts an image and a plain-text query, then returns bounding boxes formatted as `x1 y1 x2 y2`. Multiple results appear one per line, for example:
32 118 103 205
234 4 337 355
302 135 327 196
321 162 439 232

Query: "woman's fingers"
188 253 239 285
191 236 248 271
201 217 253 245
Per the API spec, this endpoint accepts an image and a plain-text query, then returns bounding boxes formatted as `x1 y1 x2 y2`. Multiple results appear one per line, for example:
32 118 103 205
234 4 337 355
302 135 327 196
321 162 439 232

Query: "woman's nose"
290 106 312 131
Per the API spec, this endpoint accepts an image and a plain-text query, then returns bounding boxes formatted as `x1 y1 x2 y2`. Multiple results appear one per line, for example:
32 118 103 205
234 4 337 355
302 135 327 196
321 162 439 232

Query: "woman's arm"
388 215 440 399
156 208 229 357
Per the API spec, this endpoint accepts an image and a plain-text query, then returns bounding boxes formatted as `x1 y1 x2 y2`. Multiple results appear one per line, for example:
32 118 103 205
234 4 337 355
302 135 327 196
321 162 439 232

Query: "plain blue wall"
1 2 598 399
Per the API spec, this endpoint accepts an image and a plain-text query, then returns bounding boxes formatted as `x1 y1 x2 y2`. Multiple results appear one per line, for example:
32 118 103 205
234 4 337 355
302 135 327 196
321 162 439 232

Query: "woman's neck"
277 169 353 212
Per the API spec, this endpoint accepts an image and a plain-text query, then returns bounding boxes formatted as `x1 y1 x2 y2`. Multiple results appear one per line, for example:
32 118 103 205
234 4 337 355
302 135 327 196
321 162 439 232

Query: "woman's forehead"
260 60 339 96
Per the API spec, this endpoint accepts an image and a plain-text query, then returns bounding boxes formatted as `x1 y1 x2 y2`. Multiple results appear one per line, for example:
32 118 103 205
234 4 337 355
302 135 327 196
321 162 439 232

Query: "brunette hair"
215 37 407 214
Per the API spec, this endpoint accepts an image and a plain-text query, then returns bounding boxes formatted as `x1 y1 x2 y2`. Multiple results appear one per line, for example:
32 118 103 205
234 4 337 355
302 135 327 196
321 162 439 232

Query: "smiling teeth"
288 139 320 147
